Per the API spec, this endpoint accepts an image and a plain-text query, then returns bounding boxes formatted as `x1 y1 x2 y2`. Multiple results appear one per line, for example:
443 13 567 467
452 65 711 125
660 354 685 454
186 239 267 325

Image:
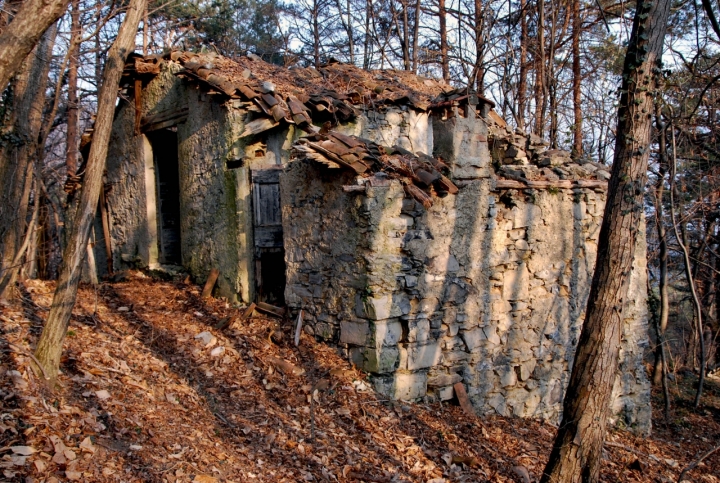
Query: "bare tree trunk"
0 25 56 300
547 4 558 148
363 0 373 68
401 0 411 70
517 0 528 129
33 0 147 383
66 0 80 178
571 0 583 158
348 0 355 64
653 110 670 390
540 0 671 480
439 0 449 81
412 0 420 72
669 124 706 408
472 0 484 93
0 0 70 94
312 0 321 68
533 0 545 136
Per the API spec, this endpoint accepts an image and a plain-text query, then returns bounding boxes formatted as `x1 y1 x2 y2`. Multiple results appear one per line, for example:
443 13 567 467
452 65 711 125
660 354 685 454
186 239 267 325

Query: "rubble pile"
486 111 612 187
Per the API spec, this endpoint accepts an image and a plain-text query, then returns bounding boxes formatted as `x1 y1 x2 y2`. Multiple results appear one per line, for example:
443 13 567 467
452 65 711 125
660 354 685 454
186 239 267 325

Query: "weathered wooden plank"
251 168 282 184
201 268 220 298
239 302 257 321
342 185 366 193
254 226 284 248
256 302 286 318
453 382 476 417
134 79 142 135
141 107 189 131
241 117 279 137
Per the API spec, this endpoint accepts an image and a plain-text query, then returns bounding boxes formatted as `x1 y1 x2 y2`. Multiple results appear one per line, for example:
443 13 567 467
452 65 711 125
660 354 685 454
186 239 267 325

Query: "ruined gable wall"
105 103 146 270
175 93 248 301
334 107 433 154
106 64 252 301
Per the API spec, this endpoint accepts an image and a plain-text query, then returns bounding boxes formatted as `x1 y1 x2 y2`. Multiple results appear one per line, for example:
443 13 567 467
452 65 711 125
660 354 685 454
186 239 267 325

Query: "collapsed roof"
122 51 494 138
292 131 458 209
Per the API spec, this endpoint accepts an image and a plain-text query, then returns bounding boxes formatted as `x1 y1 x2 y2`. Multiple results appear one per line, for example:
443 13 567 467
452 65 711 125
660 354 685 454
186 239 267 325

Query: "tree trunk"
438 0 449 81
33 0 147 383
517 0 528 129
0 25 56 300
312 0 321 68
652 111 670 389
412 0 420 72
651 109 671 419
66 0 80 178
0 0 70 94
533 0 545 137
571 0 582 158
540 0 671 480
473 0 484 93
363 0 372 68
669 136 707 407
401 0 411 70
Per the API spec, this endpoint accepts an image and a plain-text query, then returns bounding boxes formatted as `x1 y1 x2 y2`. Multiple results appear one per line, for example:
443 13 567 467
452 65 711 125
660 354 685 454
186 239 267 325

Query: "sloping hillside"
0 273 718 482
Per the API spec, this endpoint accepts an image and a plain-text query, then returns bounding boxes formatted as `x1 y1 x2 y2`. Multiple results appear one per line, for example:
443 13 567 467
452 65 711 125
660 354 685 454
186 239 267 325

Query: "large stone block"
359 346 399 374
460 328 486 351
427 371 463 387
372 372 428 400
361 293 411 320
399 342 442 370
340 320 370 346
372 319 403 347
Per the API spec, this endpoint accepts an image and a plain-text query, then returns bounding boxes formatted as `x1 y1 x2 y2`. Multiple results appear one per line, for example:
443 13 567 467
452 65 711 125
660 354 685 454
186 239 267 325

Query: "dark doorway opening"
148 129 181 265
257 249 286 305
251 168 286 305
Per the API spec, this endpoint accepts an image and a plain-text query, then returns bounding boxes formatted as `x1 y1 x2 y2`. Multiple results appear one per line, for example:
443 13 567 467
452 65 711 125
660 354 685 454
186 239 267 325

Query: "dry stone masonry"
284 104 651 433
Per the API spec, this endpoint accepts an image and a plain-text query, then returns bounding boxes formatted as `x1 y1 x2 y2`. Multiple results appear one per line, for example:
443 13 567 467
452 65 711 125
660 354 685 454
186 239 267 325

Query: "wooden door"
251 168 286 304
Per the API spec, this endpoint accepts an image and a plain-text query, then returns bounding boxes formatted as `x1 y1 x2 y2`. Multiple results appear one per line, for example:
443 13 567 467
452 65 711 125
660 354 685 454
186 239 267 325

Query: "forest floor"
0 272 719 483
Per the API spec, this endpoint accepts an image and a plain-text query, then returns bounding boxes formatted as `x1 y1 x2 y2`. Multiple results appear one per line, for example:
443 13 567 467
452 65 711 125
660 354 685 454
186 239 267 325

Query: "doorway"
251 168 286 305
148 129 181 265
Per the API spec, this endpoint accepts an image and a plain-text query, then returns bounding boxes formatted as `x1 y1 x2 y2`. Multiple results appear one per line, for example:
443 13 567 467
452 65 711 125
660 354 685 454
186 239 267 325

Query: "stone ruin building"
95 51 651 432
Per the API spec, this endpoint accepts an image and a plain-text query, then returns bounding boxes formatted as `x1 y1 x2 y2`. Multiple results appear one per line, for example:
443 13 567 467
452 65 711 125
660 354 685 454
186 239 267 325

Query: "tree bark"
652 111 670 389
571 0 583 158
438 0 449 81
540 0 671 480
0 0 70 94
669 128 706 408
533 0 545 136
473 0 484 93
517 0 528 128
0 25 56 300
33 0 147 383
66 0 80 178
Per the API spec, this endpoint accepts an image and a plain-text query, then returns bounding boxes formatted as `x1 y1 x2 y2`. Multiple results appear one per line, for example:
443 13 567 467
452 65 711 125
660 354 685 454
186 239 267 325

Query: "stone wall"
105 66 254 302
335 107 432 154
282 107 651 433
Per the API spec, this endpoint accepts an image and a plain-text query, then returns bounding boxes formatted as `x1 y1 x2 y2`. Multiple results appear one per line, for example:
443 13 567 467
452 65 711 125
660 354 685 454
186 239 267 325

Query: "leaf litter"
0 273 718 482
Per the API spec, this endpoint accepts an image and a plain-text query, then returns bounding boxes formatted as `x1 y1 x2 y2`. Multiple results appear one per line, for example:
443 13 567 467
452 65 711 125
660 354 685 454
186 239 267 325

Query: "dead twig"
678 443 720 482
8 343 50 381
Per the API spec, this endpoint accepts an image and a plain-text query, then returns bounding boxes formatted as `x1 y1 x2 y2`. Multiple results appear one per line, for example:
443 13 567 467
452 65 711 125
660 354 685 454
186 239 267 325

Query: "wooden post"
134 78 142 135
99 187 112 275
85 242 98 286
294 309 303 346
201 268 220 298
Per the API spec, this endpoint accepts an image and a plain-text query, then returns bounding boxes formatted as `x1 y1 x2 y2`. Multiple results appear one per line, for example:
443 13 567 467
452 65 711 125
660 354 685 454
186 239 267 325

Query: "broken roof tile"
292 132 458 208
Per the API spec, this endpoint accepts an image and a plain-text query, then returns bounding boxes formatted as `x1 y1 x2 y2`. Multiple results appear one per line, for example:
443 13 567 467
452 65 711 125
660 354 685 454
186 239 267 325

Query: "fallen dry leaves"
0 272 717 482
